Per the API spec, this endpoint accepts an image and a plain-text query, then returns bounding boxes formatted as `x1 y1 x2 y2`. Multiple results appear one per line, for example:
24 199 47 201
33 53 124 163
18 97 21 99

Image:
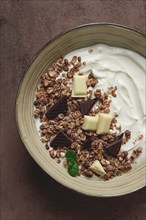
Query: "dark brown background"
0 0 146 220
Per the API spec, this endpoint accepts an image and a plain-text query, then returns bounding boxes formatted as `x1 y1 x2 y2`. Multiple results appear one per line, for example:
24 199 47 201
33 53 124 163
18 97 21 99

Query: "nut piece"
48 70 57 77
88 48 93 54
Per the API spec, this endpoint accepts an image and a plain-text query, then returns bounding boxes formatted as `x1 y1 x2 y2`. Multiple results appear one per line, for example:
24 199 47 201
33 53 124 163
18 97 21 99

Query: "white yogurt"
65 44 146 153
35 44 146 160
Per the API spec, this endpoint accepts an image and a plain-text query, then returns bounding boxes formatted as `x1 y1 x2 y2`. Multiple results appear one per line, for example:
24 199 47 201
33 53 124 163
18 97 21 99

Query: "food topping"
90 160 106 176
104 133 124 157
46 96 67 119
96 113 114 134
65 150 79 177
50 131 72 149
83 139 92 149
79 98 97 116
72 74 87 97
82 115 99 131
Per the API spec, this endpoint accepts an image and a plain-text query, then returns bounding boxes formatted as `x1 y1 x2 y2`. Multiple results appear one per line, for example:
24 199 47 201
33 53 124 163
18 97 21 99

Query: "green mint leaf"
72 162 78 170
68 164 79 177
68 159 75 167
65 150 79 177
65 150 77 161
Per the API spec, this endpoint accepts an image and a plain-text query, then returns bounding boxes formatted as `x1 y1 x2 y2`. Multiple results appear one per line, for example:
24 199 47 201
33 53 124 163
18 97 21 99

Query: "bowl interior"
16 24 146 197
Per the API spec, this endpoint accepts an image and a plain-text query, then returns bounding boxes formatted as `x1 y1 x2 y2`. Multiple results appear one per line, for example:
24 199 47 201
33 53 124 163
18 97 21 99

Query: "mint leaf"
68 164 79 177
65 150 79 177
68 159 75 167
65 150 77 161
72 162 78 170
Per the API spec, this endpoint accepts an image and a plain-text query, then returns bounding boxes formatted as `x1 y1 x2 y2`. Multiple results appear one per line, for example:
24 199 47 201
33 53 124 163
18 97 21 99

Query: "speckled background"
0 0 146 220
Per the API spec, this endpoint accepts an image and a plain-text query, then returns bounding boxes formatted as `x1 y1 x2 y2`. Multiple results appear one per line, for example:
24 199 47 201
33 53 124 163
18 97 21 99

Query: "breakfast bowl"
16 23 146 197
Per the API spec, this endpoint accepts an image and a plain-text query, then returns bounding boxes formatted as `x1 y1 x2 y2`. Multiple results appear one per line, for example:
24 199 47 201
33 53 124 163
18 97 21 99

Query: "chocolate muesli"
34 44 145 180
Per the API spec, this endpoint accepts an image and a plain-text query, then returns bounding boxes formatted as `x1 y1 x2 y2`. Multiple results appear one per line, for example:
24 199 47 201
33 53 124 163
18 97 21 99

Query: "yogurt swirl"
65 44 146 152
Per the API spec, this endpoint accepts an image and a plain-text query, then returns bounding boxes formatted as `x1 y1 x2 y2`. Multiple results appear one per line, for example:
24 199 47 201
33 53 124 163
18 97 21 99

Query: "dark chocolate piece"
46 96 67 119
104 133 124 157
116 133 124 140
79 98 97 116
83 139 92 149
50 131 72 149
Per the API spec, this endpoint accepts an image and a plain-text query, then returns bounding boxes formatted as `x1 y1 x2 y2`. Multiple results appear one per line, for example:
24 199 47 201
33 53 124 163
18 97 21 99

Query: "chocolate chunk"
104 133 124 157
79 99 97 116
50 131 72 149
46 96 67 119
83 139 92 149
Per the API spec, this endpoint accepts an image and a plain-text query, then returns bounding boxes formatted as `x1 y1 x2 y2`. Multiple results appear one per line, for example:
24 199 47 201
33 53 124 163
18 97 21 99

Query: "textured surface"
0 0 146 220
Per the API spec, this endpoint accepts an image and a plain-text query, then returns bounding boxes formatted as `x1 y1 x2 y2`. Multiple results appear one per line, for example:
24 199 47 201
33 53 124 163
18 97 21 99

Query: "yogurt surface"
35 44 146 169
65 44 146 153
35 44 146 177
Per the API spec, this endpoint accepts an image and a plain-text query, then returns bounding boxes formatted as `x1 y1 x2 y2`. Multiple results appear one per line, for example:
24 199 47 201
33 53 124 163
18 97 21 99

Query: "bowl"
16 23 146 197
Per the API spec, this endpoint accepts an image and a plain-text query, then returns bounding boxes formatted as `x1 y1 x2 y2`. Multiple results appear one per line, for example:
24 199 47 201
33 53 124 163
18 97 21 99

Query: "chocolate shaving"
46 96 67 119
50 131 72 149
104 133 124 157
79 98 97 116
83 139 92 149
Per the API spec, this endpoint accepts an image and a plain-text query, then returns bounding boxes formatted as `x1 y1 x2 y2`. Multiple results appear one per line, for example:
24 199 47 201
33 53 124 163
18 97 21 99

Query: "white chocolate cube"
74 75 87 95
82 115 99 131
90 160 106 176
96 113 114 134
71 75 87 97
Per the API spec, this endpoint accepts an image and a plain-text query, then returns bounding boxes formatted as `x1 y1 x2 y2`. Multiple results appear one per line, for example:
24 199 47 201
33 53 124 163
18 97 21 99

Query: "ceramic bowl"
16 23 146 197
